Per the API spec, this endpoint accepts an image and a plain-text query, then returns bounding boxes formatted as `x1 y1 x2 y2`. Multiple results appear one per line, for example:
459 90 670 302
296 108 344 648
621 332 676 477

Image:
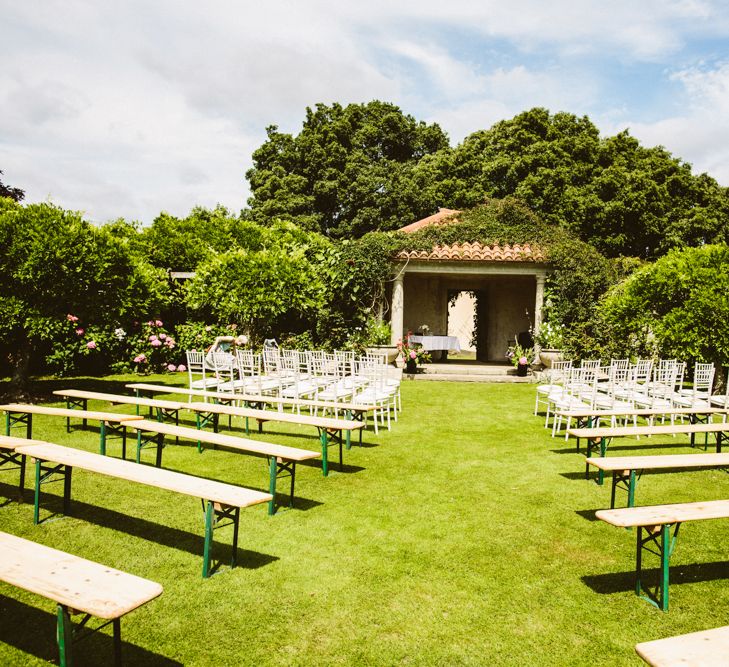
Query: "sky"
2 1 729 226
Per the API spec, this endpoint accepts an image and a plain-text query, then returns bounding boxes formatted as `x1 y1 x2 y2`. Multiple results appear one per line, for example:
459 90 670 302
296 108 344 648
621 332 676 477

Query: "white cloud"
2 1 729 223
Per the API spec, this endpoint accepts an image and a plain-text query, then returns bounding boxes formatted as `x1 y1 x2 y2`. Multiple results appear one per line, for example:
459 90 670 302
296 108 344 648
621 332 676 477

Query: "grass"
1 374 728 665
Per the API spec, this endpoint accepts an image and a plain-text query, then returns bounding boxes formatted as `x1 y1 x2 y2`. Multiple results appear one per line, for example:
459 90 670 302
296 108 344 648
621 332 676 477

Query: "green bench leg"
5 412 33 439
610 469 638 509
319 429 329 477
135 431 164 467
33 460 72 524
56 604 73 667
268 457 277 516
267 458 296 515
585 437 608 485
202 499 240 578
113 618 122 666
636 522 680 611
56 605 122 667
203 500 214 578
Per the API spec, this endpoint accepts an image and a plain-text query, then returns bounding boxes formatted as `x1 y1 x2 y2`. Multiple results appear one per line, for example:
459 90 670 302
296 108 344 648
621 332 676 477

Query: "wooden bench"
556 406 728 441
126 382 378 436
0 530 162 666
636 624 729 666
183 402 364 476
1 403 143 458
123 419 319 515
596 499 729 610
17 442 272 578
52 389 187 426
0 435 51 499
567 423 729 484
586 453 729 507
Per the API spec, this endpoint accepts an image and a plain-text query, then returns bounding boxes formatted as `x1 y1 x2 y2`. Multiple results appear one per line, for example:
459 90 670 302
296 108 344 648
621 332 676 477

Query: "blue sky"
2 1 729 225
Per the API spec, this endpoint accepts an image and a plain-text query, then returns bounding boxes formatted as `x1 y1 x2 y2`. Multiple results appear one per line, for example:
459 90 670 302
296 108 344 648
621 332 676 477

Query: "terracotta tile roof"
398 208 461 233
395 242 546 263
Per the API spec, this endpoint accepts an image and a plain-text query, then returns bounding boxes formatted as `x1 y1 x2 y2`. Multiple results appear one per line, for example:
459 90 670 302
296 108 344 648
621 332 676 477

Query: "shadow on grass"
0 482 278 570
0 595 181 666
575 509 601 522
1 377 136 404
582 560 729 594
551 441 701 455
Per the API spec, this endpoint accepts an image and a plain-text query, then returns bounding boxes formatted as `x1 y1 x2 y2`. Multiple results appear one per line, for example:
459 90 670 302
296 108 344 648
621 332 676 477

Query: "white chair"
673 362 715 408
185 350 220 395
534 360 572 416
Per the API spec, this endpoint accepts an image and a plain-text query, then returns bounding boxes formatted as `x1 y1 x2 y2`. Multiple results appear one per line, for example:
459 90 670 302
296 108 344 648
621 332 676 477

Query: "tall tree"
246 101 449 238
421 108 729 258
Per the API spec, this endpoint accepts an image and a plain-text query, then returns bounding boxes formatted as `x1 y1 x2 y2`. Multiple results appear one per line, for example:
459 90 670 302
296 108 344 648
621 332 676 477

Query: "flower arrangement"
506 343 534 367
397 332 431 365
535 321 565 350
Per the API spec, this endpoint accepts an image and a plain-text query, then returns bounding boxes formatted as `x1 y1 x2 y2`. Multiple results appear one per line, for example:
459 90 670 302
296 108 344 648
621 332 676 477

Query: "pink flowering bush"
127 320 179 374
396 332 431 365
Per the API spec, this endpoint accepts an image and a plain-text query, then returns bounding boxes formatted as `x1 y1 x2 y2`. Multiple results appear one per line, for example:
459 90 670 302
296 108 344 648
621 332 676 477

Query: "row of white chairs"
185 348 402 433
536 358 727 437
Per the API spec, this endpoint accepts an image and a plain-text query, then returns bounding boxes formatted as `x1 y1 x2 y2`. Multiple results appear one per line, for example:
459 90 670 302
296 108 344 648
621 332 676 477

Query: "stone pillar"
390 272 405 345
533 274 545 356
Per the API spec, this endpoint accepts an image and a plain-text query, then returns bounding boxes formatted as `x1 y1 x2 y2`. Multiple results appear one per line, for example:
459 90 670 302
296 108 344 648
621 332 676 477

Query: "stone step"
403 372 533 383
419 364 518 376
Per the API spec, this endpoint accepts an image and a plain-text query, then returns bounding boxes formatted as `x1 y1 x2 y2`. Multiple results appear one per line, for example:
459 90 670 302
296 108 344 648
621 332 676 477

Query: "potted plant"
535 321 565 368
362 318 398 363
397 333 431 373
506 343 535 377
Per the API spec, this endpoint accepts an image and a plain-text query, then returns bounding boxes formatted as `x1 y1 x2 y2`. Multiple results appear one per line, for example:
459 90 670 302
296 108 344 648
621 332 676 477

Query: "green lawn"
1 376 728 665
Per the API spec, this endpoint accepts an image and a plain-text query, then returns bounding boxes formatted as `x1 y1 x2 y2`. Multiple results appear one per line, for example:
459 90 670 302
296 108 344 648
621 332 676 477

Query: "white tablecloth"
408 335 461 352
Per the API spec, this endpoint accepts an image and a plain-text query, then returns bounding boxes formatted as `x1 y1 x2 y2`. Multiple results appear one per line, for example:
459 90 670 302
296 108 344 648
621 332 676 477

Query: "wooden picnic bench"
636 624 729 666
586 452 729 508
0 531 162 666
0 435 51 499
126 382 378 434
596 499 729 611
567 422 729 485
556 406 728 438
52 389 187 426
1 403 143 458
123 419 319 515
16 441 272 578
183 402 364 476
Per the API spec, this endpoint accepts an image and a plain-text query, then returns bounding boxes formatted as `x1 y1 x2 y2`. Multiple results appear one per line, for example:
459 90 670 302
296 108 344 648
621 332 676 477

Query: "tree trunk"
9 338 33 395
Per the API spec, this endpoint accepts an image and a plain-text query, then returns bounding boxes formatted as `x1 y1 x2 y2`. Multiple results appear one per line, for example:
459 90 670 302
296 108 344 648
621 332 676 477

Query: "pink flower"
155 320 163 327
409 350 417 359
86 341 97 349
177 364 187 372
134 354 146 363
167 363 177 372
146 320 155 326
165 338 175 348
75 328 85 336
519 356 528 365
150 339 162 347
66 314 79 322
159 333 167 340
149 335 158 342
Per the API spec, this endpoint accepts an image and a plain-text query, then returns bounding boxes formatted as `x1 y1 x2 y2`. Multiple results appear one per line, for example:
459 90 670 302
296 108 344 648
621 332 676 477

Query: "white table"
409 335 461 352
